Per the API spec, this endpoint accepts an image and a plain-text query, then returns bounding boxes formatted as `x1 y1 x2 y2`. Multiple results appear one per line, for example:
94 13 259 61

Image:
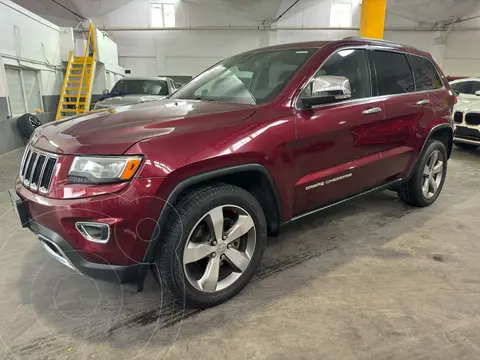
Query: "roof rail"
342 36 412 48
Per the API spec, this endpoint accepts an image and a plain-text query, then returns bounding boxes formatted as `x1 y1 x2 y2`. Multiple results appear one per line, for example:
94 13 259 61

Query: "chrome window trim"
294 45 447 111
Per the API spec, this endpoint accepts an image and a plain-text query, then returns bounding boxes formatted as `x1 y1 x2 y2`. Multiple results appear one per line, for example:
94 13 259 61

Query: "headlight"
68 156 142 184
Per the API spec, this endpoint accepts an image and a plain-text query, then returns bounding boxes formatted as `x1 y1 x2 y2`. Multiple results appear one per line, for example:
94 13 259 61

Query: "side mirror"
475 90 480 96
300 75 351 108
102 89 110 96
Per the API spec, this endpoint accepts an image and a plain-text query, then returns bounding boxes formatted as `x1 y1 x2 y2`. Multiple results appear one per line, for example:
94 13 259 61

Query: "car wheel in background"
397 139 447 207
17 113 42 139
155 184 267 308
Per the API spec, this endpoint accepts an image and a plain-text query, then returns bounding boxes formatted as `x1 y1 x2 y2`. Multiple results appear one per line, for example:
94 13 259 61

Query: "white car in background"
450 78 480 150
94 77 177 110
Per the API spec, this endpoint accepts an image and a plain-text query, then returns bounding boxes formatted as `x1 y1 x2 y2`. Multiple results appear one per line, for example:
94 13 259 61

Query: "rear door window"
370 51 414 95
409 55 443 91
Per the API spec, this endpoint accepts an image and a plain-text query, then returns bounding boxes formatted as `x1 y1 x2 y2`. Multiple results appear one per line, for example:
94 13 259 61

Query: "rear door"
368 50 435 180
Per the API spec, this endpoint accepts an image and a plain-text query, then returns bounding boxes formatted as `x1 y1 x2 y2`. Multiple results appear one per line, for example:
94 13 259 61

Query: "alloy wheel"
28 115 42 128
183 205 256 293
422 150 443 199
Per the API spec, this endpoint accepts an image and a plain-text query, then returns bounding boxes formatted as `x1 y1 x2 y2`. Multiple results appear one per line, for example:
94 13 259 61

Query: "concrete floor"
0 147 479 360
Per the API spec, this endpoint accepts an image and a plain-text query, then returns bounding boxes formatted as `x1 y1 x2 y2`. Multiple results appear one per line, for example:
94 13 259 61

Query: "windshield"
170 48 318 105
111 79 169 96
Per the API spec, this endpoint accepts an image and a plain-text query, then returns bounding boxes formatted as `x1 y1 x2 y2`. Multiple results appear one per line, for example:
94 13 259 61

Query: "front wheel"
155 184 266 308
397 139 447 207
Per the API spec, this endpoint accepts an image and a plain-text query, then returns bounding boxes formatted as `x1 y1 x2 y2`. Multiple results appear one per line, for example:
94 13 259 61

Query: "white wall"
0 0 64 98
444 30 480 76
93 0 266 77
95 0 455 79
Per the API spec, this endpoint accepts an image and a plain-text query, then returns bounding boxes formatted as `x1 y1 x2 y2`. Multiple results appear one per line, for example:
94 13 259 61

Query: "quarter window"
409 55 443 91
301 49 371 100
371 51 414 95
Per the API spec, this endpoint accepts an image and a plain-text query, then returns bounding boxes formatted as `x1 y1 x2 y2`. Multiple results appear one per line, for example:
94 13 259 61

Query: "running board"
288 179 404 223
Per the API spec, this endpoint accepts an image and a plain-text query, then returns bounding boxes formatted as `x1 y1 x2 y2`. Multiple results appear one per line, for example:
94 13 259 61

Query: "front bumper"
31 220 142 283
454 125 480 145
9 176 165 285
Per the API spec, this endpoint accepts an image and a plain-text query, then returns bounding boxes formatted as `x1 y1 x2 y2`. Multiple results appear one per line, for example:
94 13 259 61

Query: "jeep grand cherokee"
10 37 454 308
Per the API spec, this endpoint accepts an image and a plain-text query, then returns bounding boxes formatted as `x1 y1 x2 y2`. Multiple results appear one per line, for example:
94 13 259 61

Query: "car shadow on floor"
9 182 469 357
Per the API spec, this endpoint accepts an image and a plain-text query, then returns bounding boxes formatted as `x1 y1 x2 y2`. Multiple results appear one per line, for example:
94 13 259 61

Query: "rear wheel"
454 141 479 150
397 139 447 207
155 184 266 308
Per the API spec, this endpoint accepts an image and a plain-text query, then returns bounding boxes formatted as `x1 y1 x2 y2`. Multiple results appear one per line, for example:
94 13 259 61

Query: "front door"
293 48 390 215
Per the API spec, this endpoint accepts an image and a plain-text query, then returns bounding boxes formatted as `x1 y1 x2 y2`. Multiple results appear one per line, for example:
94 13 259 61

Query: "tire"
397 139 447 207
155 184 267 308
17 113 42 139
453 141 479 150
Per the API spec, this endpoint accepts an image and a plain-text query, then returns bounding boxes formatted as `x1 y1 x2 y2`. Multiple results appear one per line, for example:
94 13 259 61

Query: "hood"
454 97 480 112
95 94 166 109
30 100 257 155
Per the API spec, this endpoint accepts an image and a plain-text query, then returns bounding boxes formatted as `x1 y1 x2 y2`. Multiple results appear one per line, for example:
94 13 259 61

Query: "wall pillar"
359 0 387 39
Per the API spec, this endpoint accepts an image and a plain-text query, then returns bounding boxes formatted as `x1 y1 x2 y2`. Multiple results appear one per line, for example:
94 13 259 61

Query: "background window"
303 49 371 100
151 3 175 27
22 69 42 113
410 56 443 91
330 2 352 27
5 68 26 115
371 51 414 95
5 67 42 116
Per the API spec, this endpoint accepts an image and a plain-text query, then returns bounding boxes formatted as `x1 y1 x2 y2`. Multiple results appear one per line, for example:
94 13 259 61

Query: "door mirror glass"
102 89 110 96
300 75 351 108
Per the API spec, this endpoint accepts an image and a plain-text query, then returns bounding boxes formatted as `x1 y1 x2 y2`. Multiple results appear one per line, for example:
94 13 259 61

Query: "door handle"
416 99 430 106
362 107 382 115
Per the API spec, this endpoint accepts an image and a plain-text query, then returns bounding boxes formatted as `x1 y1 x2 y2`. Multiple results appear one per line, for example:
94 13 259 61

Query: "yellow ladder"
56 23 97 120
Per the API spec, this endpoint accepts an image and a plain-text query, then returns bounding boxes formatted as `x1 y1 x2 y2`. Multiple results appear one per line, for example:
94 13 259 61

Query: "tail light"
453 95 458 104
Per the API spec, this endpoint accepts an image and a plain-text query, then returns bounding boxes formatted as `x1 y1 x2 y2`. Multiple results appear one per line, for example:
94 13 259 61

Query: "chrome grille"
19 147 57 194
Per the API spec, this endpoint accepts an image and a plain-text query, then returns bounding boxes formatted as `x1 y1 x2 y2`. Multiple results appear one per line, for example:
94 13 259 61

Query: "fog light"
76 222 110 243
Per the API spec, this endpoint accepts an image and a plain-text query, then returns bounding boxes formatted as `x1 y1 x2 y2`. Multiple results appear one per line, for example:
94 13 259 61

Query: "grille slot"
40 158 57 193
465 113 480 126
454 111 463 124
19 147 57 194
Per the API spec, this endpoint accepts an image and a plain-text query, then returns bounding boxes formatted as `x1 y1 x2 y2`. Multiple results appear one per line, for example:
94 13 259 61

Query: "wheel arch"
408 123 453 180
135 164 283 285
428 124 453 159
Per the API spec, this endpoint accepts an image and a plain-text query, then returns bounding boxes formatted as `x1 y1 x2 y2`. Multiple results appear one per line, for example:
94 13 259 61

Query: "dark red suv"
9 37 454 308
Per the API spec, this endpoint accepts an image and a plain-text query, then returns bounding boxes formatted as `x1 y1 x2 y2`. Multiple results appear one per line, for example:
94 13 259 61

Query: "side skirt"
285 178 404 224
